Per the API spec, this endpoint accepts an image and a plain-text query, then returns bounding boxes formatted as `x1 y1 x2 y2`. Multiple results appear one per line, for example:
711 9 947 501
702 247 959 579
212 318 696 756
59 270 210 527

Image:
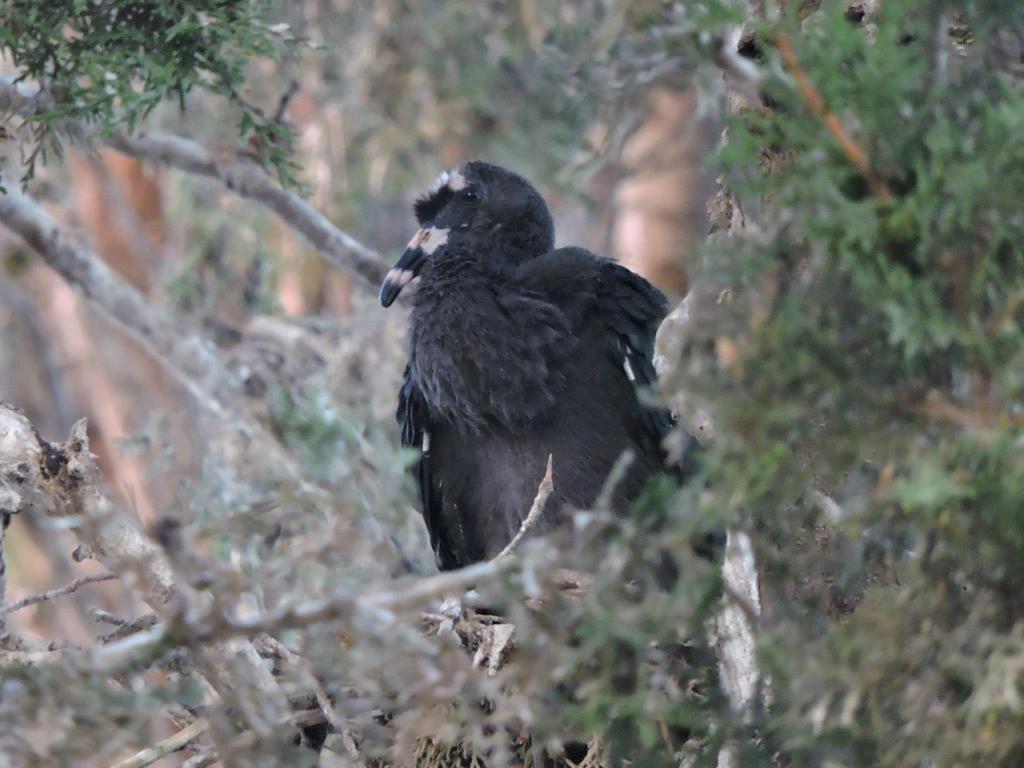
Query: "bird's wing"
396 364 461 570
516 248 688 467
593 257 676 453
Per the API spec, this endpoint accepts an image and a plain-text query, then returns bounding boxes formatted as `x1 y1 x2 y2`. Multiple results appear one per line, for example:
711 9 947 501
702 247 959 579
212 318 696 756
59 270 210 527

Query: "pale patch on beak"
380 227 451 307
384 267 415 288
407 226 450 255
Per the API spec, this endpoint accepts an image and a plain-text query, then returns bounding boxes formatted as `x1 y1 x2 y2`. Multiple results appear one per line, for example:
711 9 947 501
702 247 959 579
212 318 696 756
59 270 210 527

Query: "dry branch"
494 455 554 561
0 78 389 290
775 33 893 203
107 718 210 768
3 571 117 615
105 131 390 289
0 187 347 512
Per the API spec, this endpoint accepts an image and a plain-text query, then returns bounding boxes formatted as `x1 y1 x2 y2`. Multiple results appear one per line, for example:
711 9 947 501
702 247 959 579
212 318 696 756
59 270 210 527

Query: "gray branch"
0 404 291 725
0 77 389 290
0 187 341 509
3 571 118 615
105 132 390 289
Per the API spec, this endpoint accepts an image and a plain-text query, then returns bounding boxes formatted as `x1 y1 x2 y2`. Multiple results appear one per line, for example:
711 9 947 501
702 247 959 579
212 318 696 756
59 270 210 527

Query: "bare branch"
0 519 7 640
107 718 209 768
3 571 117 615
105 132 390 289
494 455 554 561
0 188 347 510
0 78 389 289
0 405 292 728
775 33 893 203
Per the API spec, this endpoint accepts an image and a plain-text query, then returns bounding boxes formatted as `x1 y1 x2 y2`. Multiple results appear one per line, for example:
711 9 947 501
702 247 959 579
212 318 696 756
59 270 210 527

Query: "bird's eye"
462 188 480 202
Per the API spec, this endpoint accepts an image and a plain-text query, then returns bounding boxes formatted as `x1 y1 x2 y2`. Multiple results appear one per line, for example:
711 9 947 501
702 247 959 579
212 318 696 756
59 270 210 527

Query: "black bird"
380 162 696 570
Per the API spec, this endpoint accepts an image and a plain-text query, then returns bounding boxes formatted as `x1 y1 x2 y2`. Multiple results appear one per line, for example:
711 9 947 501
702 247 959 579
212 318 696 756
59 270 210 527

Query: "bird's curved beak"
379 226 450 307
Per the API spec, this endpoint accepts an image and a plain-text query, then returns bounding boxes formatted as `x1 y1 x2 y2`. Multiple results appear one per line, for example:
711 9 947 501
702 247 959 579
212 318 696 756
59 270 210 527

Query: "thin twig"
3 572 117 615
775 33 893 202
97 612 160 643
107 718 209 768
0 519 7 639
494 455 555 561
258 635 362 759
272 80 300 124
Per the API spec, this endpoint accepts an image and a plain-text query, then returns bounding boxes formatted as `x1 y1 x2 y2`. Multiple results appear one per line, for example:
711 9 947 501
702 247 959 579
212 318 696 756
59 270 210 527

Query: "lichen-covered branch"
0 187 343 510
0 405 176 608
0 404 291 734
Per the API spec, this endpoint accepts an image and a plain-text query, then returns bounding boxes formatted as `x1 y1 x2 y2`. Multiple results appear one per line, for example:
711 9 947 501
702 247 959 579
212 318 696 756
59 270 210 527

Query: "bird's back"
402 247 681 569
428 320 663 560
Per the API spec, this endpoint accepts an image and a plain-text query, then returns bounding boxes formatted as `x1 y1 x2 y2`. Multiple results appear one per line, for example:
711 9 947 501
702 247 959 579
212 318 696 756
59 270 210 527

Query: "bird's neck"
413 250 511 308
406 256 557 431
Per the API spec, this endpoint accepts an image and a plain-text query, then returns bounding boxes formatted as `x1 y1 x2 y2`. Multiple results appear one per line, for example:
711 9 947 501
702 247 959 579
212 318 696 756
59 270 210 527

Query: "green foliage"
0 0 295 182
646 1 1024 765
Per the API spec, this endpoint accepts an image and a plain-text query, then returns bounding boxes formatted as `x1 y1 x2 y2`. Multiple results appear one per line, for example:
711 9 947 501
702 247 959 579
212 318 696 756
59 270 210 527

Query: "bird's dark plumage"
382 162 695 570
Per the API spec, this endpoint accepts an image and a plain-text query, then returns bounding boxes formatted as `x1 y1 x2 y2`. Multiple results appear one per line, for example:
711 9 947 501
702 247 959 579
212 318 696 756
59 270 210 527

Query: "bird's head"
379 161 554 307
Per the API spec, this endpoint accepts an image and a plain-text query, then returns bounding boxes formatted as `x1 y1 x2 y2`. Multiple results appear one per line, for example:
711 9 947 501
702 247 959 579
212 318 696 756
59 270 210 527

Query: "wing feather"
594 259 676 460
397 364 461 570
516 248 697 475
